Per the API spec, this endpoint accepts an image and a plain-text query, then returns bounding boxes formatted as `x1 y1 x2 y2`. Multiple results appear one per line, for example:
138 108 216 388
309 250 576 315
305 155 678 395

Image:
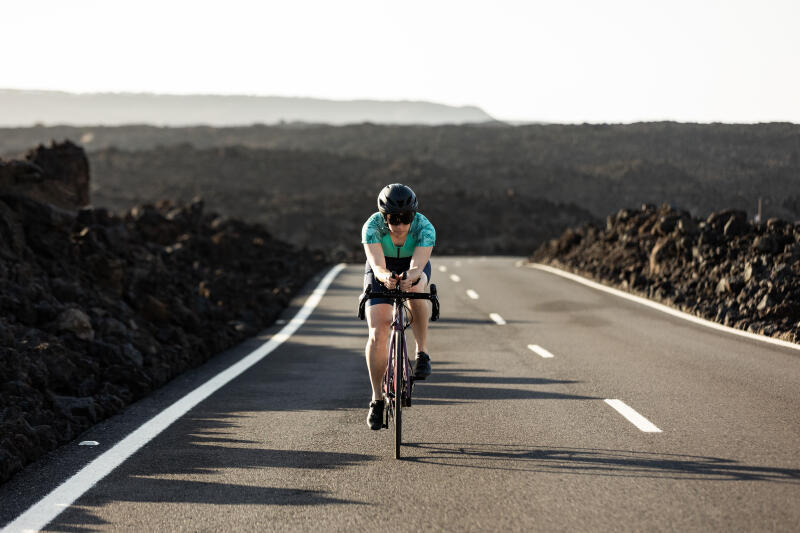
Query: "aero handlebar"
358 271 440 321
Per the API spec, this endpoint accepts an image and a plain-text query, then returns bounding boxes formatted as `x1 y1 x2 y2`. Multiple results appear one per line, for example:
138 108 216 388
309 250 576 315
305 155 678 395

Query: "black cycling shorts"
363 257 432 307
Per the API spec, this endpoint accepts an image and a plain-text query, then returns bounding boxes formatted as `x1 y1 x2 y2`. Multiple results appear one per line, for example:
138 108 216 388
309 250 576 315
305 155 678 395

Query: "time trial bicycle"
358 272 440 458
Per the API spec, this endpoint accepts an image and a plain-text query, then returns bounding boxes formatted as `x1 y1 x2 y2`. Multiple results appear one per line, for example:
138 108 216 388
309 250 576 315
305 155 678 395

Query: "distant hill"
2 121 798 221
0 89 495 126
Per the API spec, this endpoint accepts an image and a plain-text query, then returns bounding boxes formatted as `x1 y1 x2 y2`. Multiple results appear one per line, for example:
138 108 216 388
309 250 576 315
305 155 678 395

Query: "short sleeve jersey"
361 212 436 258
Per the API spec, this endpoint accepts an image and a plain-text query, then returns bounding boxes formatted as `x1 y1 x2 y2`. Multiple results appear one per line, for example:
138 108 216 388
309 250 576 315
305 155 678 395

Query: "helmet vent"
377 183 418 215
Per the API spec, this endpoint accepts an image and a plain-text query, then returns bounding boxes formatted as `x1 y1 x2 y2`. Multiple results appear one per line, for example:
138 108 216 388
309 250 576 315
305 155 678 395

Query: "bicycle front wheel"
393 330 403 459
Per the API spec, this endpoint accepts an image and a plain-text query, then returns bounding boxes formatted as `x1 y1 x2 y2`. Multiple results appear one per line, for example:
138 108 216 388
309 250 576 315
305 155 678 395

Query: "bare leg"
409 274 430 355
365 303 392 401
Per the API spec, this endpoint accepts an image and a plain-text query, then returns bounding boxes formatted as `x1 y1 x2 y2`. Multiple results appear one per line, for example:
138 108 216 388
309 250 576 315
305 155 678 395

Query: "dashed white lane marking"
530 263 800 353
528 344 554 358
604 399 662 433
450 274 461 282
2 264 348 533
466 289 479 299
489 313 507 325
79 441 99 446
438 265 448 273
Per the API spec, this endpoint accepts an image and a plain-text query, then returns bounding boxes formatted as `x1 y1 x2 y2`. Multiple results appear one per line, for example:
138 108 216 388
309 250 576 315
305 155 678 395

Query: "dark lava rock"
723 213 748 238
55 308 95 341
753 235 782 254
0 141 89 209
532 204 800 346
0 149 329 486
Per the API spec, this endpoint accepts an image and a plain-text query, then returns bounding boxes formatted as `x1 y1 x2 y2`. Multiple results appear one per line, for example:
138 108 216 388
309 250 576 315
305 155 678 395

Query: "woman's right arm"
364 242 396 289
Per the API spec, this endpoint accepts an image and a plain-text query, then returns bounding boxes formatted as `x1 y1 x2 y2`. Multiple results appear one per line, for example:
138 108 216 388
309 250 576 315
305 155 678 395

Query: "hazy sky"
3 0 799 123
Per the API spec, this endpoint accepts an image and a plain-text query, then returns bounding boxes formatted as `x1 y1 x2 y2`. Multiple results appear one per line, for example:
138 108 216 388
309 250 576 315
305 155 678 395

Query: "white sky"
2 0 799 123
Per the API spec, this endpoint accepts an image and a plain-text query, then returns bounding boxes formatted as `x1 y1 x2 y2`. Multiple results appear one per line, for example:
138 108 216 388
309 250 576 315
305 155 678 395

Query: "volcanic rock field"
532 204 800 343
0 143 326 484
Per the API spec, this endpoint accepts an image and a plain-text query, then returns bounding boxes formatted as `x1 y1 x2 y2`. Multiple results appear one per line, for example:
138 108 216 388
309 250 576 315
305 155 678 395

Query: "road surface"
2 257 799 532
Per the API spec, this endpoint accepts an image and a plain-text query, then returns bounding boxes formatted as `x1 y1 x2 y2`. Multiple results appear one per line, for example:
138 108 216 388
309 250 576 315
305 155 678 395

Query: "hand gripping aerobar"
358 271 440 321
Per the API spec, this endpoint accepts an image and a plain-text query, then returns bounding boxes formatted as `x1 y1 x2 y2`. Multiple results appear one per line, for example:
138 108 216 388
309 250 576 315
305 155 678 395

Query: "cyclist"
362 183 436 430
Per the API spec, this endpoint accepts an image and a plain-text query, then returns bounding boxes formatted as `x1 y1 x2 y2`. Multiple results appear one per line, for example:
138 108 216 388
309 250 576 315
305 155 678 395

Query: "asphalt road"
2 257 799 532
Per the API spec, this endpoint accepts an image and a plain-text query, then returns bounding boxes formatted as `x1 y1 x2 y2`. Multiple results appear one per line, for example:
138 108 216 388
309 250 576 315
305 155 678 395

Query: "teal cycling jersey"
361 212 436 258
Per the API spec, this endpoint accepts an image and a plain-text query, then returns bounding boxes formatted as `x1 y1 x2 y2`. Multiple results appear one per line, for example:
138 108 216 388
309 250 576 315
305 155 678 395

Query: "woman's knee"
367 324 390 344
366 306 391 344
410 299 430 321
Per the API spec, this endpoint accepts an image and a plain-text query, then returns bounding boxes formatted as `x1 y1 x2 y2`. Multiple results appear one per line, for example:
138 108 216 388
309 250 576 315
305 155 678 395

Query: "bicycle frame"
358 276 439 459
384 298 412 411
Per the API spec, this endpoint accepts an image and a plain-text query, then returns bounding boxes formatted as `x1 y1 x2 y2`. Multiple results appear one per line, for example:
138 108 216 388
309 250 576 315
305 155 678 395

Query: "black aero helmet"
377 183 418 215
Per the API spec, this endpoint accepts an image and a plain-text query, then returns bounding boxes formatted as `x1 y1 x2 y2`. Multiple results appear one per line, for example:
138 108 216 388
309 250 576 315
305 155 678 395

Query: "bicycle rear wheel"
393 329 403 459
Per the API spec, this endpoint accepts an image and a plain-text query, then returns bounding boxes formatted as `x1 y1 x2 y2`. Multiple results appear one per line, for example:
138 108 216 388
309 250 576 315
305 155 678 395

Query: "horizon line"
1 87 798 126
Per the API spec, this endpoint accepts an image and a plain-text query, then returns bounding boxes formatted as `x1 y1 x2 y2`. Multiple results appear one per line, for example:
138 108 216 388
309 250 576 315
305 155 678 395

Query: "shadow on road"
429 367 581 386
47 422 372 531
50 478 359 533
401 442 800 483
433 317 535 327
414 384 598 403
534 300 606 312
412 366 598 405
45 307 374 531
273 309 366 338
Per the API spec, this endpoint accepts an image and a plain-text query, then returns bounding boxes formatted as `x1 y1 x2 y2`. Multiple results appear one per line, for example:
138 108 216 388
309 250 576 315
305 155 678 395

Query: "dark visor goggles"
385 211 415 225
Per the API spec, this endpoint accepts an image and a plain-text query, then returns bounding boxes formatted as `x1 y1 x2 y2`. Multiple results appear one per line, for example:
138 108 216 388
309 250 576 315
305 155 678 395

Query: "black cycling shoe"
413 352 432 380
367 400 384 430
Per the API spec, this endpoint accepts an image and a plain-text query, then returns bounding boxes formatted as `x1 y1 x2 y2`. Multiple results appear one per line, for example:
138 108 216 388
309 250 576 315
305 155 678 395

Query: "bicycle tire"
394 329 403 459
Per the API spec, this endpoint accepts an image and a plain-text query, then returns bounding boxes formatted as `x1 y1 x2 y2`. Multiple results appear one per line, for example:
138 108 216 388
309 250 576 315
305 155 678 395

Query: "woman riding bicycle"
362 183 436 430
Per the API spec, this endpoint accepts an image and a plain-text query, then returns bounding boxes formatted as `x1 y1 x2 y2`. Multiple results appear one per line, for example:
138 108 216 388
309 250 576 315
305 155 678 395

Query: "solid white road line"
450 274 461 282
438 265 448 273
490 313 507 325
466 289 479 299
528 344 554 358
604 399 662 433
2 263 348 533
530 263 800 352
